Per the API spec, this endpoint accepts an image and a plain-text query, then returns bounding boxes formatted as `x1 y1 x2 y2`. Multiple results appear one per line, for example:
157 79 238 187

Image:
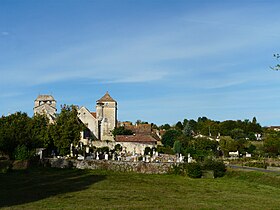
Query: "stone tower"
34 95 57 123
96 92 117 141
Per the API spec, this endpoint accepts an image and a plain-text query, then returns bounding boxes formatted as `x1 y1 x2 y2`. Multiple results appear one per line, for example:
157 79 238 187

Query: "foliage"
175 121 183 130
190 137 218 160
114 144 122 152
0 160 12 174
170 163 187 175
50 105 85 156
112 126 133 137
159 123 171 130
183 121 193 137
14 145 32 160
202 158 226 178
0 111 55 159
244 161 268 169
186 162 202 178
144 147 152 155
173 140 182 154
263 131 280 157
161 129 182 147
157 145 175 155
219 136 238 157
230 128 245 140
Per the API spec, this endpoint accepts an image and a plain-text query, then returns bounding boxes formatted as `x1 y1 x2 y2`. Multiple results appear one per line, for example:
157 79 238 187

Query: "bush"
157 146 175 155
0 160 12 173
186 162 202 178
245 161 268 169
171 163 187 175
202 158 226 178
14 145 33 160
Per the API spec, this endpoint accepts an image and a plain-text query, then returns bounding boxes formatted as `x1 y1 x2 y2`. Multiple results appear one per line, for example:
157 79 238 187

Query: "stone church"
33 95 57 123
78 91 117 142
78 92 158 154
33 92 158 154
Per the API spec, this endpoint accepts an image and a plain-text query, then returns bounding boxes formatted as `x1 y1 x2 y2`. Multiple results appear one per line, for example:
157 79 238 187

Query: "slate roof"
97 92 116 103
115 134 157 144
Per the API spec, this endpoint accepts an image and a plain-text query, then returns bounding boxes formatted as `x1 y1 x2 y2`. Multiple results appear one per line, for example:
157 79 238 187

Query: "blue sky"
1 0 280 126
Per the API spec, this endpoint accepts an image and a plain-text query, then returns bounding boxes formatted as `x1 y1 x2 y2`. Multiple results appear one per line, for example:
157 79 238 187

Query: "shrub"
186 162 202 178
171 163 187 175
0 160 12 173
14 145 33 160
157 145 175 155
202 158 226 178
245 161 268 169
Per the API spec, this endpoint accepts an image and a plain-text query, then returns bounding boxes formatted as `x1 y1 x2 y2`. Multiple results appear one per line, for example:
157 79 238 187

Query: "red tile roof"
91 112 96 118
97 91 116 103
115 134 157 143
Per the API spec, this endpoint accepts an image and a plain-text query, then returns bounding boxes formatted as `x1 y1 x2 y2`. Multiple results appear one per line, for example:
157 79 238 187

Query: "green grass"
1 168 280 210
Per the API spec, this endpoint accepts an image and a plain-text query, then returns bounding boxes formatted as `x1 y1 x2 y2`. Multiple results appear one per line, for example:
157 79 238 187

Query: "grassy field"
1 167 280 210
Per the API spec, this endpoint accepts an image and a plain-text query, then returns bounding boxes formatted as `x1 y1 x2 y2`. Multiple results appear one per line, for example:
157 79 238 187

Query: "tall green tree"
50 105 84 156
175 121 183 130
173 140 182 154
263 131 280 156
183 122 193 137
0 112 32 159
161 129 182 147
29 114 50 148
219 136 238 156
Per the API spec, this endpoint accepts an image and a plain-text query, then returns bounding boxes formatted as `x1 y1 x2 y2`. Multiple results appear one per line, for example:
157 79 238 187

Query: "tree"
183 121 193 137
175 121 183 130
252 117 257 124
159 124 171 130
219 136 238 157
112 126 133 137
161 129 182 147
230 128 245 140
29 114 50 149
50 105 84 156
173 140 182 154
0 112 32 159
263 131 280 156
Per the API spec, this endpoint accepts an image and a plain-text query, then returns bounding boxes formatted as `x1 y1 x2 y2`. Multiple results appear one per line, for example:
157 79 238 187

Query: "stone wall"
44 158 174 174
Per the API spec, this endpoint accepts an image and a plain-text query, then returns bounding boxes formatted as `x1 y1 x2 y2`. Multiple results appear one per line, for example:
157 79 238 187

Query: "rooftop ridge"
97 91 116 103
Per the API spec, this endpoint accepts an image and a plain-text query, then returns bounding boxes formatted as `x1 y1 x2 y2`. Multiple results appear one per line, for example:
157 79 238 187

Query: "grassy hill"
0 167 280 209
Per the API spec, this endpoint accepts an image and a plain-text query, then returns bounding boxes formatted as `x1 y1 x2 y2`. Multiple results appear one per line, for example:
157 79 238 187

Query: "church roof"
35 95 56 101
97 92 116 103
91 112 96 118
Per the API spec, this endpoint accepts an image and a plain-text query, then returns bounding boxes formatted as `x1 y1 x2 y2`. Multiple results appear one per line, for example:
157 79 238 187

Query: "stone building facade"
78 92 159 154
78 92 117 142
33 95 57 123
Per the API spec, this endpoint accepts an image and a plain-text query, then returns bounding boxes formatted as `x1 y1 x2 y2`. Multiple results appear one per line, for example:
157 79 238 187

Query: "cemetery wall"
43 158 174 174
